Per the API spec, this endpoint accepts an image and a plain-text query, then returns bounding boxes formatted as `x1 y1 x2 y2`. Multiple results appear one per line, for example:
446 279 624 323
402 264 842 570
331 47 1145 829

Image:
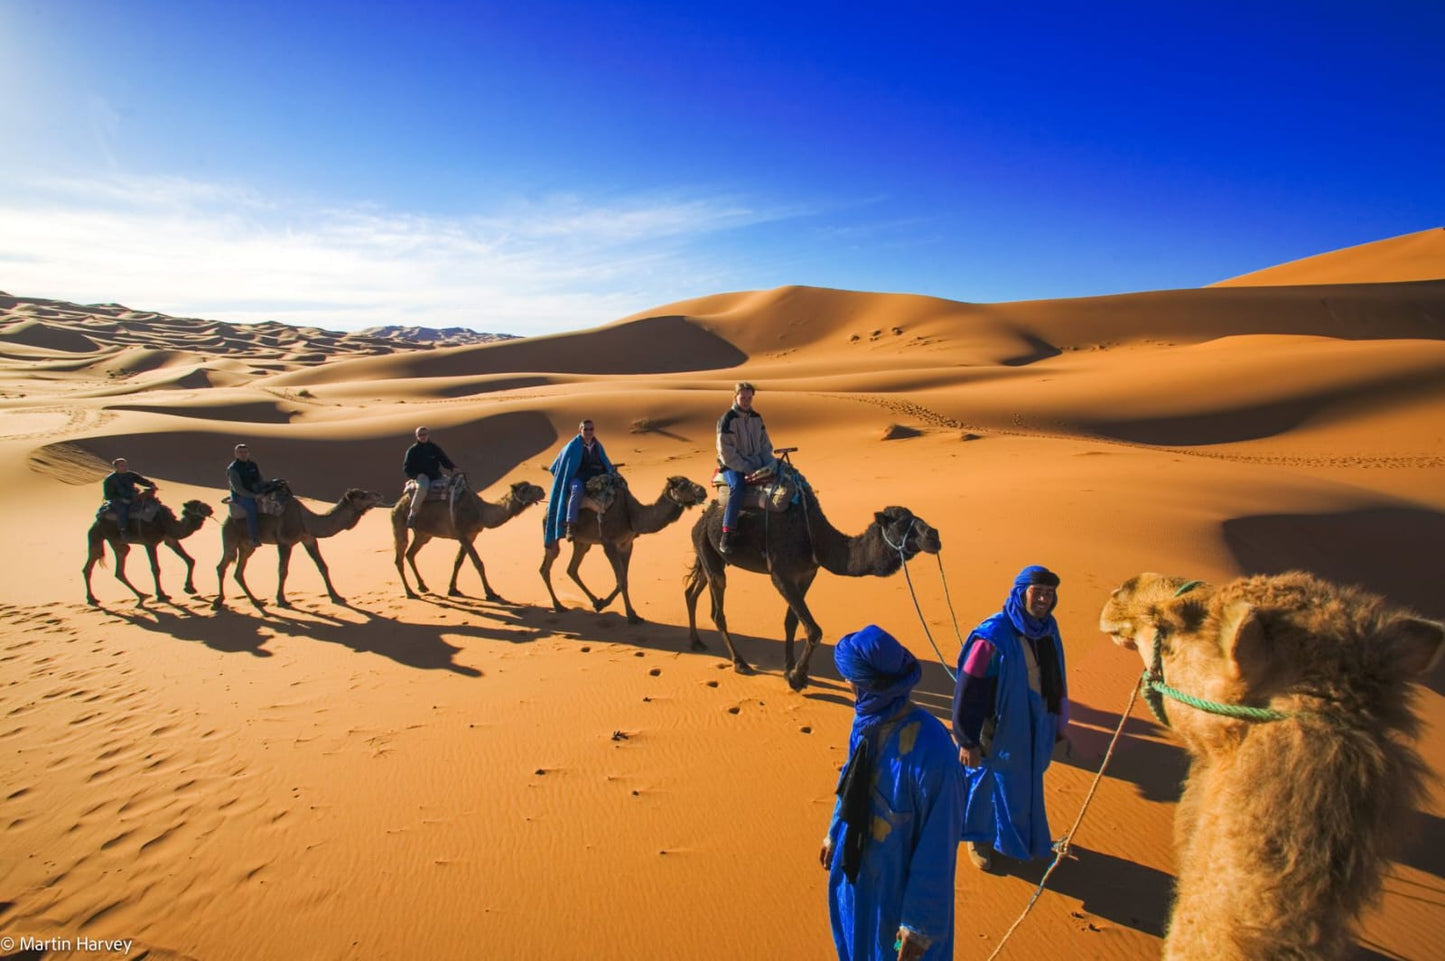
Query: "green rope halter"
1140 579 1294 726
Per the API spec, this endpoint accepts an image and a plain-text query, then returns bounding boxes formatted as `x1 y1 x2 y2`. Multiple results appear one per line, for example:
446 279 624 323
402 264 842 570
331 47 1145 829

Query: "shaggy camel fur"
83 495 214 605
684 497 941 690
1100 571 1444 961
540 473 707 623
392 479 545 600
215 488 387 609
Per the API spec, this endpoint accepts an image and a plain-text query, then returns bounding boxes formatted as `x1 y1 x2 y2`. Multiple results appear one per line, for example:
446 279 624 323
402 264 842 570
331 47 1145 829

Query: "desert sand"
2 230 1443 960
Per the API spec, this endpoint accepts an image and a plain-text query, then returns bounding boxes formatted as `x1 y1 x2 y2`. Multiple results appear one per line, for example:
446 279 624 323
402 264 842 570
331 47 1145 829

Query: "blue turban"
1003 564 1060 639
834 624 921 744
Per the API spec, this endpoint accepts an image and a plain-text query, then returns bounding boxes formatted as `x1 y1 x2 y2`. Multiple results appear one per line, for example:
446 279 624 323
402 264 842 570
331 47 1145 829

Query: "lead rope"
882 522 957 682
982 680 1141 961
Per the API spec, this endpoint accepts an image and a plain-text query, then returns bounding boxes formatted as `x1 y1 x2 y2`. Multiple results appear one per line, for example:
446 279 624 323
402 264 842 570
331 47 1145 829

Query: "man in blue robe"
543 419 613 546
953 565 1069 870
822 624 964 961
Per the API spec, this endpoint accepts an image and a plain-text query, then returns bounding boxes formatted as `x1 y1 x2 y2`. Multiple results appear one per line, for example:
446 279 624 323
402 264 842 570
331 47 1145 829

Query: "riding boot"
565 522 576 542
719 529 736 555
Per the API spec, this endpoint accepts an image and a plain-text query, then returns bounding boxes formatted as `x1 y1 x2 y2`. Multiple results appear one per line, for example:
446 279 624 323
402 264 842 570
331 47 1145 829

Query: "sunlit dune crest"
1 230 1442 960
1212 226 1445 286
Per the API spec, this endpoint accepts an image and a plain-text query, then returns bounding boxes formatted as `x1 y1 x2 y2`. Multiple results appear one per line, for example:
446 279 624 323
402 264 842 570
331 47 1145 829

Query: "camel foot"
448 588 465 598
733 660 755 676
626 613 644 625
155 593 170 603
785 670 810 692
404 590 419 600
592 598 609 612
485 593 504 603
552 602 568 613
689 637 707 652
275 600 291 609
328 595 346 605
183 585 197 595
86 597 99 607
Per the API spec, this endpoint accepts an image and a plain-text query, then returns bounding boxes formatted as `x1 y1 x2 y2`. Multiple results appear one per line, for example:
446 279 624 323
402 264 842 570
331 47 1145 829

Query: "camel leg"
684 557 710 651
82 527 107 606
455 542 501 601
404 533 432 595
166 539 199 595
144 544 169 602
772 572 822 691
781 571 818 675
231 542 265 610
394 526 420 599
109 541 149 603
704 565 753 675
301 538 344 604
600 542 640 623
540 543 567 612
564 543 607 612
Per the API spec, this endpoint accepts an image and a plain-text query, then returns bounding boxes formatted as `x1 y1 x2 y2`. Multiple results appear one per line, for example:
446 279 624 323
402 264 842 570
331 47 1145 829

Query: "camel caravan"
82 394 1445 959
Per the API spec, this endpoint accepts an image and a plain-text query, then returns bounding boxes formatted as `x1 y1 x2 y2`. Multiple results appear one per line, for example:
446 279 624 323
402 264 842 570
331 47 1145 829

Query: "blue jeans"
720 469 747 530
236 496 260 544
565 477 587 524
115 499 132 535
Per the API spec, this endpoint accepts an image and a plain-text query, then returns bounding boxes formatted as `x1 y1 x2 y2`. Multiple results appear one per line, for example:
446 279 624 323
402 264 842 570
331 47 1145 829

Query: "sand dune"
1214 226 1445 286
1 231 1443 960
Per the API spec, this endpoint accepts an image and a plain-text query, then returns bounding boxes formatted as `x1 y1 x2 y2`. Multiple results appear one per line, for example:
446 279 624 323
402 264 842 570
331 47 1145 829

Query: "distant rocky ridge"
0 292 519 358
355 325 519 346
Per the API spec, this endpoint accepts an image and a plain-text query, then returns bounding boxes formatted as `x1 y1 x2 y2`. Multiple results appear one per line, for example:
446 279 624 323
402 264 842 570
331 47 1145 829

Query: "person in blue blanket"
101 457 157 541
952 565 1070 872
544 419 613 546
822 624 964 961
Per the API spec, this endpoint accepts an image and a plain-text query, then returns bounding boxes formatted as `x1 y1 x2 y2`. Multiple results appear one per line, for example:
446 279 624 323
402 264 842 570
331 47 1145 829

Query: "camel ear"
1218 599 1268 682
1387 617 1445 676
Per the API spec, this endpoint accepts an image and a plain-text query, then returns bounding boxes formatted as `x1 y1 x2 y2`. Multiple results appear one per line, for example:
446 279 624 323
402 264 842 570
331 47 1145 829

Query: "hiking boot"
719 529 736 555
565 523 576 542
967 842 994 872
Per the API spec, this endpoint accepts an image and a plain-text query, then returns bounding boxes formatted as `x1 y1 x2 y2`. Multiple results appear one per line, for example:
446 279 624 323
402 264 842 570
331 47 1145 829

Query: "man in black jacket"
403 426 456 527
227 443 271 547
101 457 157 541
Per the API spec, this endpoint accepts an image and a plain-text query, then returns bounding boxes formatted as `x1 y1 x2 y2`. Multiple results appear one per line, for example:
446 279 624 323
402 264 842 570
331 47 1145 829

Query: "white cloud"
0 174 804 335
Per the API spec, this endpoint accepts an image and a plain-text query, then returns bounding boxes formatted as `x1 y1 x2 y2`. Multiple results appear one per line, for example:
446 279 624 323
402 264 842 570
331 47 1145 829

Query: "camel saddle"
711 460 807 514
579 472 623 515
97 497 163 525
402 473 467 503
223 481 292 519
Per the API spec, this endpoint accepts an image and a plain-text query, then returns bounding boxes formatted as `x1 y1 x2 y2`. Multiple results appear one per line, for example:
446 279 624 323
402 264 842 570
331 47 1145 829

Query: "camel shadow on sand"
101 595 273 657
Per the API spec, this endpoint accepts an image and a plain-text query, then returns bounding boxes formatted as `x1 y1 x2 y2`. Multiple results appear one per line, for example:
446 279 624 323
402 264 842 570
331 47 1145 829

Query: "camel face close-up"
1100 570 1445 961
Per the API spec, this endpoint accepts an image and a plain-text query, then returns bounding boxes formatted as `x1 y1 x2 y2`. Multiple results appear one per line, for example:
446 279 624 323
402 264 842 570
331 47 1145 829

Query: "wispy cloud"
0 174 807 335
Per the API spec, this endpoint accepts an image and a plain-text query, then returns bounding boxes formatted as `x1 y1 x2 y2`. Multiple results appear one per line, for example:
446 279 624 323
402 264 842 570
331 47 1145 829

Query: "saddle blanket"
224 491 288 519
710 461 805 514
97 499 162 524
402 474 466 502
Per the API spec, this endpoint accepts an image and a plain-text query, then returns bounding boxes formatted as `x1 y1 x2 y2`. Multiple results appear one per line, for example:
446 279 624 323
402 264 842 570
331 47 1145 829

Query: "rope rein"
884 520 958 683
982 681 1141 961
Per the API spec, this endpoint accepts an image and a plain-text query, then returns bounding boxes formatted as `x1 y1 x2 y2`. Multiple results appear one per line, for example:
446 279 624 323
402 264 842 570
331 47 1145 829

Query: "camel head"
1102 571 1445 746
874 506 941 558
665 475 709 509
181 499 215 522
343 489 389 513
508 480 547 511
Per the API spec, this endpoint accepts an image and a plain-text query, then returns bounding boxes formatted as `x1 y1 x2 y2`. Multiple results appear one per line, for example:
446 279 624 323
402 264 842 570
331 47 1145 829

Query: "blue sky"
2 1 1441 335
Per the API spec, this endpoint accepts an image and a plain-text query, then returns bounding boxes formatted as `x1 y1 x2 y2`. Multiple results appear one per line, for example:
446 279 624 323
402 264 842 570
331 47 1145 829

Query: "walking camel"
214 486 387 609
541 473 708 623
83 492 215 605
392 477 545 600
1101 571 1444 960
684 493 941 690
